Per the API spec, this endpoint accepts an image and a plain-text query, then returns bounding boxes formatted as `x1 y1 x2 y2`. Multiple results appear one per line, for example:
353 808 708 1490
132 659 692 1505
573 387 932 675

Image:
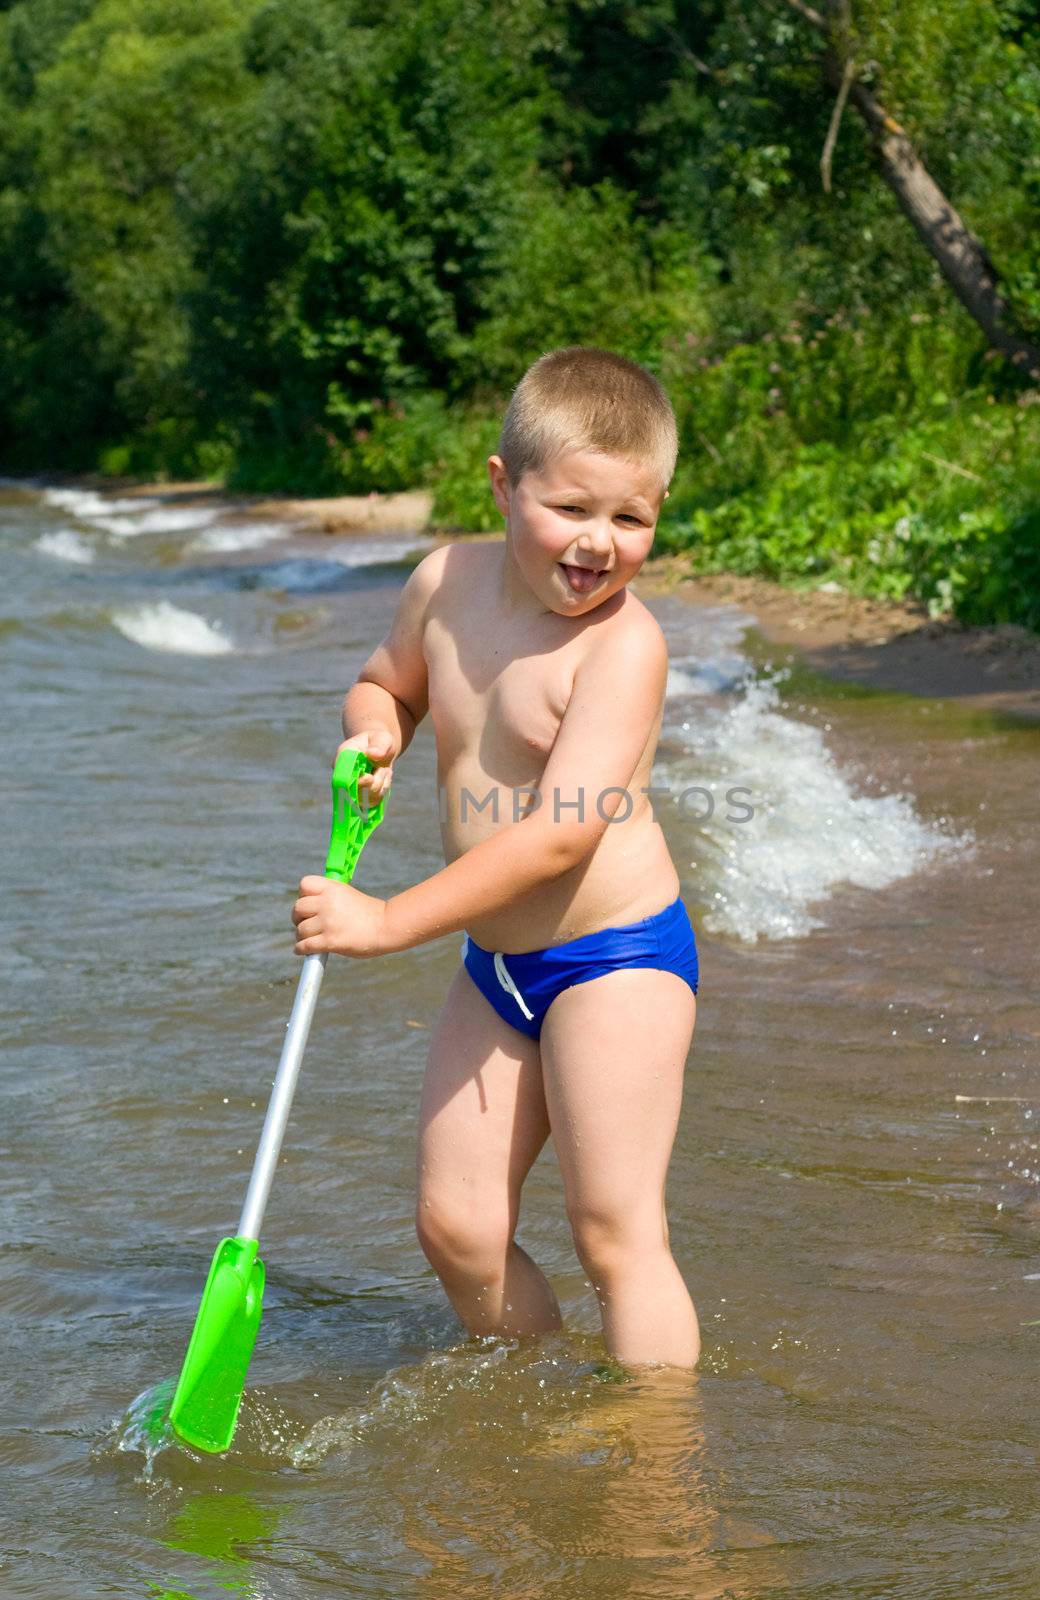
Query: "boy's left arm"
292 614 668 957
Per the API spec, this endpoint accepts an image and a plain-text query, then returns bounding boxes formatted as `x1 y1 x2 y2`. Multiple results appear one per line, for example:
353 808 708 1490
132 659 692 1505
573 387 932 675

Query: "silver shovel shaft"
237 952 328 1242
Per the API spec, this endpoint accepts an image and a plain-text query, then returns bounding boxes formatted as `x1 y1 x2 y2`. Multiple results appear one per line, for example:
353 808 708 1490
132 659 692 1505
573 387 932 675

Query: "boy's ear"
487 455 512 520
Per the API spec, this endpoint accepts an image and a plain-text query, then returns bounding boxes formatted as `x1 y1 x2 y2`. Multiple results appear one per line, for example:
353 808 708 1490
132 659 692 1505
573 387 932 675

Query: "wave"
41 486 222 539
35 530 95 565
110 600 235 655
89 505 220 538
195 555 413 594
188 521 286 553
661 669 969 943
42 487 160 518
324 537 427 568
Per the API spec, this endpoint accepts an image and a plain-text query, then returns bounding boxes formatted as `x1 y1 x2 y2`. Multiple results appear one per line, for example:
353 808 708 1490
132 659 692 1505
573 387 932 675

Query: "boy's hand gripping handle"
323 748 387 883
236 752 386 1242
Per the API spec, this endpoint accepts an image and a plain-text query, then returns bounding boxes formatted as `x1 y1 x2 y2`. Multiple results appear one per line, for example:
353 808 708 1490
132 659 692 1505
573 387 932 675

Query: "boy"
292 347 701 1369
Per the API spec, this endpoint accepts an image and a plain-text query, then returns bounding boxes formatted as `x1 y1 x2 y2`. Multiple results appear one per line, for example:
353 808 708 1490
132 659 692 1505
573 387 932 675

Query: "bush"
655 383 1040 629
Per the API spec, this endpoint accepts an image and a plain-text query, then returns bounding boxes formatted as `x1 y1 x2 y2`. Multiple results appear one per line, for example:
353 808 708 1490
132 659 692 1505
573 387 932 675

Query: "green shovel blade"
169 1236 264 1453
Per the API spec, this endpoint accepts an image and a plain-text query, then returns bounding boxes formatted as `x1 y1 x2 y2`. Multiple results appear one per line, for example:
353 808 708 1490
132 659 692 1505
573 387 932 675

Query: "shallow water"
2 480 1038 1598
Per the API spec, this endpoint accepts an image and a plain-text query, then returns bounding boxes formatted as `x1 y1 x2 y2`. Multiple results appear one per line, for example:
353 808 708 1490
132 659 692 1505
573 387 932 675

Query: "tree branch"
783 0 827 31
821 55 855 191
663 25 712 77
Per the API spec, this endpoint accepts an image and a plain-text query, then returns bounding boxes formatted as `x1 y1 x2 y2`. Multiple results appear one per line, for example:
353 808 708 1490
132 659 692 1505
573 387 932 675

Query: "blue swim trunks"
460 894 699 1040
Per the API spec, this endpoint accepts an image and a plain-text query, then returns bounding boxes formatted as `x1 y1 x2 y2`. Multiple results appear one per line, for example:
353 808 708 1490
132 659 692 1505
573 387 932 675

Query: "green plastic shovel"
167 748 385 1453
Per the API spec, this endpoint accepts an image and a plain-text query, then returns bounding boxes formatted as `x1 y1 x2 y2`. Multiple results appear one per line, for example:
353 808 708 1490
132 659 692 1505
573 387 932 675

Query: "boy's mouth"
559 563 607 595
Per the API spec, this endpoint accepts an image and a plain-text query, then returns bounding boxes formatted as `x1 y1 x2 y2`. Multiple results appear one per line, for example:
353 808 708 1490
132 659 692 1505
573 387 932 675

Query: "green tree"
183 0 557 485
27 0 263 449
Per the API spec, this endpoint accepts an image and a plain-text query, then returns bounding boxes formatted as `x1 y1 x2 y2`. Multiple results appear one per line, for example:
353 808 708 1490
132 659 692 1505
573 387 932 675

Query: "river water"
2 481 1037 1598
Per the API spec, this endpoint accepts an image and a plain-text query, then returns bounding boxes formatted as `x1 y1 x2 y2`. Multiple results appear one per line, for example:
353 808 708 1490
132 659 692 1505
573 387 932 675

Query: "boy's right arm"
338 547 443 803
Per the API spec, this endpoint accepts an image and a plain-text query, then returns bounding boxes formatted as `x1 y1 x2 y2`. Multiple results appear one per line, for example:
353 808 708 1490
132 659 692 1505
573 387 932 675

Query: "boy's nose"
577 528 612 558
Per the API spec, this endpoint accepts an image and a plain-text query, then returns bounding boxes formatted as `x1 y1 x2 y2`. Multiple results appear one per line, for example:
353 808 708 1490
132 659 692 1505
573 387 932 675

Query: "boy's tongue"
560 563 601 595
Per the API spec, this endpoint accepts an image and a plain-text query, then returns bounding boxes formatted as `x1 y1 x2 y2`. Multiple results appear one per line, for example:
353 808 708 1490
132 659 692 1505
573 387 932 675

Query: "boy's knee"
415 1193 513 1271
567 1200 667 1275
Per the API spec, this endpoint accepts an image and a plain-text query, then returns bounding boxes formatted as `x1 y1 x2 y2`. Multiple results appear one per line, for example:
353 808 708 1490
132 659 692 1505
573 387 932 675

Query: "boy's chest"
424 613 578 775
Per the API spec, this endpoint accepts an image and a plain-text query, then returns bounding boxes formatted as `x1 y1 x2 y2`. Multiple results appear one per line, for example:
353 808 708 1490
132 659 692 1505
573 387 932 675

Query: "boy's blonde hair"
498 346 678 494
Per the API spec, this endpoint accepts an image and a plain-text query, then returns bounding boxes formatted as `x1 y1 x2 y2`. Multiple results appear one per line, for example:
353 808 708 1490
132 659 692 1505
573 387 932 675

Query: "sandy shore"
79 478 1040 723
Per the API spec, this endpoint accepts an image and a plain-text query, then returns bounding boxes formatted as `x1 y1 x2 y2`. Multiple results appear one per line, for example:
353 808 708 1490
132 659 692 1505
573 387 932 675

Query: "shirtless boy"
292 346 701 1370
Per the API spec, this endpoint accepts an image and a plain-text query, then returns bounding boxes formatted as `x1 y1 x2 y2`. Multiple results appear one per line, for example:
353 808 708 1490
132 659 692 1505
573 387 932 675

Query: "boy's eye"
554 505 645 523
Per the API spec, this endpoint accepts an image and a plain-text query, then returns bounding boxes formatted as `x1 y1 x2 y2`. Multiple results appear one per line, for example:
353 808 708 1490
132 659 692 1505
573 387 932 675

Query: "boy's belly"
438 764 681 952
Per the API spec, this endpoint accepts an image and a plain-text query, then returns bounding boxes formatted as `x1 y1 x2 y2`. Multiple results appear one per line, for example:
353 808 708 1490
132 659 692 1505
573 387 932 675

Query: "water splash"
115 1377 180 1481
660 667 971 942
290 1335 628 1470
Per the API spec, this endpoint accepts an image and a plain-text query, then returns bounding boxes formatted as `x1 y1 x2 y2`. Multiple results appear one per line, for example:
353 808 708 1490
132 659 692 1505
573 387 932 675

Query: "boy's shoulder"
404 539 451 587
393 540 464 622
585 584 667 664
405 539 506 628
405 538 493 595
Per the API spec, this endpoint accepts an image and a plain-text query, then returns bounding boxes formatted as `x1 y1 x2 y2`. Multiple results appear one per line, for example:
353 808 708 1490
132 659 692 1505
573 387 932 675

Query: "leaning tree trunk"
784 0 1040 380
847 77 1040 377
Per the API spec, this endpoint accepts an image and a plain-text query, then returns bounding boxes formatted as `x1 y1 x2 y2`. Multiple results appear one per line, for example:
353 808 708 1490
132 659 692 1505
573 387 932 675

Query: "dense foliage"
1 0 1038 624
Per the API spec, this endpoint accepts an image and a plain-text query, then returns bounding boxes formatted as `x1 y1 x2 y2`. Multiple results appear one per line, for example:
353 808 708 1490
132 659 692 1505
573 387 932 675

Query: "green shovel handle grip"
324 748 386 883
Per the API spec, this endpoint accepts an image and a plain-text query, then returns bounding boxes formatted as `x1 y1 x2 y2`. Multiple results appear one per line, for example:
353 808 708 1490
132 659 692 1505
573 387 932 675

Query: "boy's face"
488 448 667 616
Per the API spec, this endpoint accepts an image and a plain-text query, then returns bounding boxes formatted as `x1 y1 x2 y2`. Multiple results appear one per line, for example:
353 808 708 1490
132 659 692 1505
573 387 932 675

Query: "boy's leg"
540 968 699 1369
416 964 563 1339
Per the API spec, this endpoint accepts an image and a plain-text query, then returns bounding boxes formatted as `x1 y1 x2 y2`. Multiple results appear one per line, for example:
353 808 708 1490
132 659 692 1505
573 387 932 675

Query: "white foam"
35 530 95 565
42 488 159 518
325 537 426 568
90 505 220 538
660 671 969 943
188 521 285 553
667 654 748 699
110 601 234 656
